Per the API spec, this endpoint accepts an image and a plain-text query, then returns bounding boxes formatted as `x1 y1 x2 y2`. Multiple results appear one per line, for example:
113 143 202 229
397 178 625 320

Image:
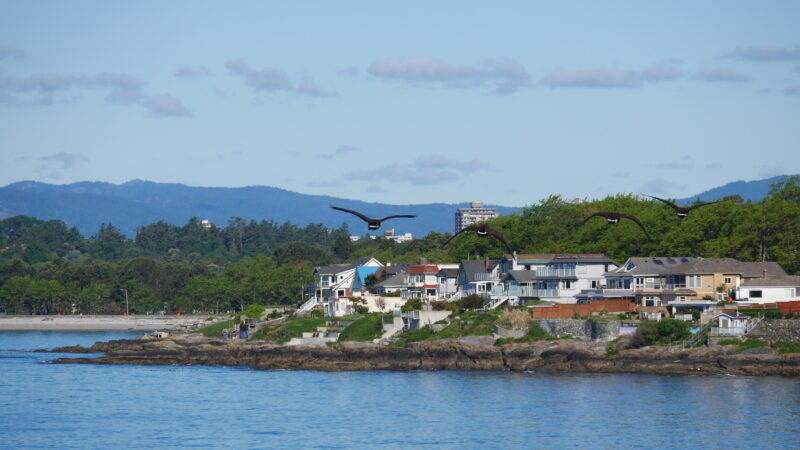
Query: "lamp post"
120 288 129 316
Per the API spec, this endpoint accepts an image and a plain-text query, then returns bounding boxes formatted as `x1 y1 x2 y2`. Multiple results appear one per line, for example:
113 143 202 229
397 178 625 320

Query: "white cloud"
349 155 492 185
723 45 800 62
143 94 192 117
694 68 749 83
369 57 531 94
540 67 642 88
226 59 336 97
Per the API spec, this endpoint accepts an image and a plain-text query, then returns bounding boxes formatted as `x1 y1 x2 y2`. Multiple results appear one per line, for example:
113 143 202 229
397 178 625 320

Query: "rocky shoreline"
49 335 800 376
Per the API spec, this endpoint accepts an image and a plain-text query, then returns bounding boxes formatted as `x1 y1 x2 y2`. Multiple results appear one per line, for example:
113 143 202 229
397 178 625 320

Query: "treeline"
1 176 798 315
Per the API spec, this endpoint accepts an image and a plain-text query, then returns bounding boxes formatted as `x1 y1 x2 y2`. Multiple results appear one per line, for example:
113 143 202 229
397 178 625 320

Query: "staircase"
482 295 514 310
298 297 321 313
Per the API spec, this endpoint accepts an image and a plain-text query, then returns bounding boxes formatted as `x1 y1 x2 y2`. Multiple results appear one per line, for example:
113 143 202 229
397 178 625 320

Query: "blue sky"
1 1 799 206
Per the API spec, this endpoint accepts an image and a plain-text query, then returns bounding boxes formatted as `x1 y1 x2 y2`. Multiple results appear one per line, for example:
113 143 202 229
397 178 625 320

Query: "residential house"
710 312 752 337
402 265 441 301
311 257 383 317
736 275 800 304
521 255 618 304
603 257 699 307
457 258 502 297
436 267 459 299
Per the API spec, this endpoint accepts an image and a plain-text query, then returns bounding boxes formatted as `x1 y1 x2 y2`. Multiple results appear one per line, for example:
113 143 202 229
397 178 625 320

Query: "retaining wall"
535 319 621 342
530 299 636 319
746 319 800 343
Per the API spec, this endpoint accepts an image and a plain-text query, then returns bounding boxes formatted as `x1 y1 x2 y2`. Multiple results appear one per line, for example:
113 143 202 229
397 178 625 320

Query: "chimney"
485 255 490 270
420 257 428 265
763 269 768 279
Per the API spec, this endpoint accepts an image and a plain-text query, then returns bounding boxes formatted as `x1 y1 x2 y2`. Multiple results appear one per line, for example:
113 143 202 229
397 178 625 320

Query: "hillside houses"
303 254 793 317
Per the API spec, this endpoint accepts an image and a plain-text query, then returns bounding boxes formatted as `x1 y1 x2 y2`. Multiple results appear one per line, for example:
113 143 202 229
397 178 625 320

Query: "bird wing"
684 200 723 212
581 212 608 224
619 214 651 239
330 206 371 222
442 229 468 247
377 214 417 222
485 226 514 254
647 195 680 211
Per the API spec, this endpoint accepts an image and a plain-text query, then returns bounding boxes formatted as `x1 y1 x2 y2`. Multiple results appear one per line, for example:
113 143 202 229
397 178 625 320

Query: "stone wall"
536 319 621 342
746 319 800 343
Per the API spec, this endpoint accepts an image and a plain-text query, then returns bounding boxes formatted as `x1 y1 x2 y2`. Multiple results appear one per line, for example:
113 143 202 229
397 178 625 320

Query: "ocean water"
1 331 799 449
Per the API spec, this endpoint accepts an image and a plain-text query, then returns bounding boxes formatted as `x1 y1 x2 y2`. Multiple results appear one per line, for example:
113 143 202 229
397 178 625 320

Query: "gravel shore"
0 315 219 331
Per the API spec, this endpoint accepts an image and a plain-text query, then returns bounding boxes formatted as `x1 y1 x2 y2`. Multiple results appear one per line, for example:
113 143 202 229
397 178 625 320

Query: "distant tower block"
455 201 499 233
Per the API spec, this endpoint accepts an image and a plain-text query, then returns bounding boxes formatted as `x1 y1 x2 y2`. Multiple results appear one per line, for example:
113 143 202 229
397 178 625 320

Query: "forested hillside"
1 177 798 315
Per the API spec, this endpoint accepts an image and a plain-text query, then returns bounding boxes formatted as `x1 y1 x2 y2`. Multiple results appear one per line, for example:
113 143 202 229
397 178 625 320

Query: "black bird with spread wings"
646 195 722 219
582 212 651 239
330 206 416 230
443 223 513 254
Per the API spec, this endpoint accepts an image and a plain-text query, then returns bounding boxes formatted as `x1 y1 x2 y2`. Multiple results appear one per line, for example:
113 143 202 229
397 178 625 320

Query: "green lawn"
337 314 388 342
252 315 361 344
198 319 235 337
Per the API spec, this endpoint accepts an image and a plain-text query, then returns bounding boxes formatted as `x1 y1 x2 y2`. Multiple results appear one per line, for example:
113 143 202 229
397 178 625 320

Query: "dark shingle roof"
605 257 697 277
662 259 787 277
437 268 459 278
741 275 800 287
314 263 355 275
504 270 537 283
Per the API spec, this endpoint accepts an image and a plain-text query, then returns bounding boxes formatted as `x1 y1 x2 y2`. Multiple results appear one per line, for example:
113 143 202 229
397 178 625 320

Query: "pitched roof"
741 275 800 287
605 257 698 277
661 258 787 277
314 263 355 275
551 255 618 265
437 268 459 278
460 260 492 283
504 270 538 283
376 272 405 288
407 264 440 274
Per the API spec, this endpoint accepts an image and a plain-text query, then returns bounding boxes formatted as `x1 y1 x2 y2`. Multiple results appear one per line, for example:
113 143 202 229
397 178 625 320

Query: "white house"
311 257 383 317
711 312 752 337
736 275 800 304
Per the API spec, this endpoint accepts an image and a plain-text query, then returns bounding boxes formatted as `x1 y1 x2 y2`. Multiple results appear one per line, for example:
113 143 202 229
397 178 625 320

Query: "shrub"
243 304 266 320
606 337 621 356
717 338 743 346
630 319 692 348
401 298 422 312
390 326 435 346
736 339 767 351
457 294 485 310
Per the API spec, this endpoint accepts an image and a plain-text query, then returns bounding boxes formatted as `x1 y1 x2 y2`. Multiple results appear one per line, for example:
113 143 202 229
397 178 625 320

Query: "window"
563 280 572 289
751 290 762 298
724 277 732 284
337 289 345 297
525 265 531 270
688 275 701 288
591 280 598 289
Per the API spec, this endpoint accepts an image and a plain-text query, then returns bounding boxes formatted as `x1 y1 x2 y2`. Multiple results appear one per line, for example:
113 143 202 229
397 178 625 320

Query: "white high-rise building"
455 201 499 233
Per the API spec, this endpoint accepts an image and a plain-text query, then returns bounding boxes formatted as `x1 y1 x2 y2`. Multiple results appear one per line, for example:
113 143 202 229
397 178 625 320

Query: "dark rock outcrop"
49 335 800 376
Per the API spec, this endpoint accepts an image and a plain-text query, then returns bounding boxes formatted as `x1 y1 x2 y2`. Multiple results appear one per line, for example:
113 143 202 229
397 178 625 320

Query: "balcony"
535 267 576 278
474 273 500 281
490 286 559 298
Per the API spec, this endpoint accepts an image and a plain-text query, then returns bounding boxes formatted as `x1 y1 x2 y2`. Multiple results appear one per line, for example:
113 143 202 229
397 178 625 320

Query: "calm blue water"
2 332 799 449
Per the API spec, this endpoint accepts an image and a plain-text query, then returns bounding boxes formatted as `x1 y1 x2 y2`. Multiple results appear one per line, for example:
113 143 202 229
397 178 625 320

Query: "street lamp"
120 288 129 316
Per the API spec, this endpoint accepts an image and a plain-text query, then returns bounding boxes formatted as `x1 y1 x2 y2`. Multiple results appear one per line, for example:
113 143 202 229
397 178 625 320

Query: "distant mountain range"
676 175 791 203
0 180 519 237
0 176 793 237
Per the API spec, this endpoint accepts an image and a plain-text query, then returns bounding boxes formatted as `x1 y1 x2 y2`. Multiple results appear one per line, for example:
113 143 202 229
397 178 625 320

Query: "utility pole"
120 288 129 316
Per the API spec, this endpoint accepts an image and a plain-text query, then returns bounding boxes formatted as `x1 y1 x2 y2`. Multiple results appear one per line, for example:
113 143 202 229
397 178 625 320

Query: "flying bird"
646 195 722 219
582 212 650 239
330 206 416 230
443 223 513 254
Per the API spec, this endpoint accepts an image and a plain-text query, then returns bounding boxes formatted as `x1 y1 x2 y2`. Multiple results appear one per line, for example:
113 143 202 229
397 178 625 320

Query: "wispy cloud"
39 151 89 169
784 86 800 96
369 57 532 94
640 178 687 196
723 45 800 62
694 68 749 82
349 154 492 185
540 67 642 88
174 66 211 79
306 180 345 188
317 145 359 159
0 45 26 61
143 94 192 117
635 61 683 82
226 59 336 97
0 71 192 117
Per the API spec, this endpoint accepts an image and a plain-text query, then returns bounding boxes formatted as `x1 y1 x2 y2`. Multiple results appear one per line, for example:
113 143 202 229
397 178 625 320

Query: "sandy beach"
0 315 221 331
